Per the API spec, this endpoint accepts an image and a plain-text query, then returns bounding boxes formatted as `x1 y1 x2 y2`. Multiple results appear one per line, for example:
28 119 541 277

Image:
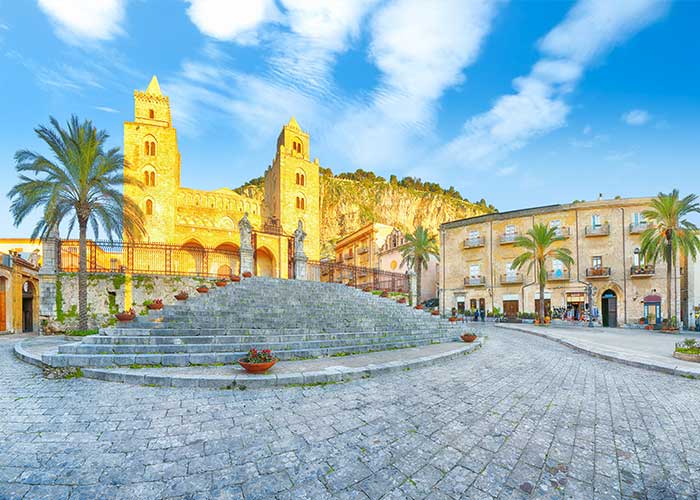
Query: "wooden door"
503 300 519 319
0 277 6 332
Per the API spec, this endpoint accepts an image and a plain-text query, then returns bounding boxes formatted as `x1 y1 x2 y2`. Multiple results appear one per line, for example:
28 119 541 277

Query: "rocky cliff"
237 170 495 257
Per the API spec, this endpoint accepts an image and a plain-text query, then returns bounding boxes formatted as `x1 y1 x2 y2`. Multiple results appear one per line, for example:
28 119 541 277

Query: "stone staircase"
43 278 464 368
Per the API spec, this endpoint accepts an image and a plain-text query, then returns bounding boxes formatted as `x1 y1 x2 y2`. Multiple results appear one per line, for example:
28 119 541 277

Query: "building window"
591 214 601 228
146 199 153 215
592 256 602 269
296 196 305 210
149 109 155 119
150 171 155 186
144 171 150 185
296 172 305 186
144 140 156 156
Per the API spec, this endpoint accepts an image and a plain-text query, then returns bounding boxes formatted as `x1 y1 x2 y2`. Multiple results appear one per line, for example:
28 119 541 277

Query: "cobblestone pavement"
2 328 700 500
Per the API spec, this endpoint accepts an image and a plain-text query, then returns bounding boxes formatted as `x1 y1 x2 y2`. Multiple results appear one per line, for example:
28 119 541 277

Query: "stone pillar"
294 256 308 280
239 213 254 276
408 270 418 306
39 229 60 328
293 220 308 280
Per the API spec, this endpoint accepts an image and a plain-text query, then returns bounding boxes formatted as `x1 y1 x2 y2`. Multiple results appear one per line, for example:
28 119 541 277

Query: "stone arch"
22 281 36 332
595 282 623 326
295 193 306 210
295 168 306 186
142 165 156 187
180 239 205 276
255 247 275 277
143 134 157 156
213 242 240 276
144 198 154 216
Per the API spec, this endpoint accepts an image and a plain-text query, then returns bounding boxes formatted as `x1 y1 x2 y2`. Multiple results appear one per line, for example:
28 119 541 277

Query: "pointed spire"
146 75 162 95
287 116 300 130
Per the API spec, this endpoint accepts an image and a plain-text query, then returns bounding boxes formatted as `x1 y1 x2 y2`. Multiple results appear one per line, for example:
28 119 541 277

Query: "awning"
566 292 586 303
643 294 661 303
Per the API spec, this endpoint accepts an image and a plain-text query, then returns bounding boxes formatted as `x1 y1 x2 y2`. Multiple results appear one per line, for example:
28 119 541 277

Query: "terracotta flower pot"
174 293 188 301
449 316 457 323
397 298 406 304
242 271 253 278
363 287 371 292
431 310 439 316
115 312 135 322
147 303 163 310
415 304 424 310
215 280 227 287
461 334 477 343
196 286 209 294
231 275 241 282
381 291 389 298
238 359 278 373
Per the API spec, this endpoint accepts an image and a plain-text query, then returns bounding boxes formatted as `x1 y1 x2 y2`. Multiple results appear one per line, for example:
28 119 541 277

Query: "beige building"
377 228 438 302
0 252 40 333
440 197 682 327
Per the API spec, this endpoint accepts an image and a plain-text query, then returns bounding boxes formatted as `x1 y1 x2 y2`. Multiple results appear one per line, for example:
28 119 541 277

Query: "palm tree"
400 226 440 304
640 190 700 324
512 223 574 323
8 116 144 330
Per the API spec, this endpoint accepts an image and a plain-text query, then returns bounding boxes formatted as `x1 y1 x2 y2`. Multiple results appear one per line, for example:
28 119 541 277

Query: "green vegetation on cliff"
236 169 495 257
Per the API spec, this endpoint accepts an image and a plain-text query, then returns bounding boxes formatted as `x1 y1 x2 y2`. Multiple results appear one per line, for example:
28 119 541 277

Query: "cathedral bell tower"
263 117 320 261
123 76 181 243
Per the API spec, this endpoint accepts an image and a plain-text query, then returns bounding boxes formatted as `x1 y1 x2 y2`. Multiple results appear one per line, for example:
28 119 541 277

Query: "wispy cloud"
621 109 651 125
437 0 669 170
95 106 119 113
37 0 126 45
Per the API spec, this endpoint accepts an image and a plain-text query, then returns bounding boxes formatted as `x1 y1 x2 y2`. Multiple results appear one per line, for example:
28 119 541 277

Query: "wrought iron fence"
305 260 408 293
58 239 241 278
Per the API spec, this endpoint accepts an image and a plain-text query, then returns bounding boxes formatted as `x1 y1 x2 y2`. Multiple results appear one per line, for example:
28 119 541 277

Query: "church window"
150 142 156 155
144 171 150 186
296 172 305 186
296 196 305 210
144 140 156 156
150 171 155 186
149 109 155 119
146 199 153 215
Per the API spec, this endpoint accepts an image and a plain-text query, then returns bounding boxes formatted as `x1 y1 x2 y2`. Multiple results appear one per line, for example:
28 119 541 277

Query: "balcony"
463 237 485 249
464 276 486 287
499 273 523 285
547 270 571 281
629 222 654 234
344 252 353 261
499 233 519 245
357 247 369 255
586 267 611 278
585 224 610 237
553 226 571 239
630 264 655 277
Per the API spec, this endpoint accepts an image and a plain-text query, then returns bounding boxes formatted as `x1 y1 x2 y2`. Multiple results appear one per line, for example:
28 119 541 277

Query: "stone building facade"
439 197 684 327
0 252 39 333
123 76 320 278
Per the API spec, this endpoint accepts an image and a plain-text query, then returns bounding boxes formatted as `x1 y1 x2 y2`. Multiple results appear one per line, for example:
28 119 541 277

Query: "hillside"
236 169 495 257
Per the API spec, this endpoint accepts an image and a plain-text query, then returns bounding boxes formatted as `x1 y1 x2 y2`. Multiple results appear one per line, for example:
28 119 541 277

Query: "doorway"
602 289 617 327
0 277 6 332
22 281 34 332
503 300 519 319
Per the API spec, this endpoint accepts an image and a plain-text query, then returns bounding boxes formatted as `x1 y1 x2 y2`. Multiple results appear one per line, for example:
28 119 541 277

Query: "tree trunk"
539 281 546 323
416 259 422 305
78 220 88 331
666 240 673 323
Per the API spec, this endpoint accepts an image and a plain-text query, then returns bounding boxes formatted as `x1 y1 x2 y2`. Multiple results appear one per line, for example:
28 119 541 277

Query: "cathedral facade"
123 76 321 278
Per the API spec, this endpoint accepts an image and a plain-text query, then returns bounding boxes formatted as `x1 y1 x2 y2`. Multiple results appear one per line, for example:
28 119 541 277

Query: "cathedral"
123 76 321 278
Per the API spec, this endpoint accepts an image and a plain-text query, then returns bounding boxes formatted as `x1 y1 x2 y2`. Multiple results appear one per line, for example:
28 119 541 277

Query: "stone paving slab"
497 323 700 377
15 336 482 388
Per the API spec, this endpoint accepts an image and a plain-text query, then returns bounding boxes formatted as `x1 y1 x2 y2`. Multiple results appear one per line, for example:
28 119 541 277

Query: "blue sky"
1 0 698 237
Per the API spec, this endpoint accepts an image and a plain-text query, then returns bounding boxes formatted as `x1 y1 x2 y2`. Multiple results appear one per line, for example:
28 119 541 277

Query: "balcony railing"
344 253 353 261
585 224 610 237
629 222 654 234
463 237 485 249
586 266 611 278
499 273 523 285
547 270 571 281
630 265 655 277
357 247 369 255
464 276 486 287
499 233 519 245
553 226 571 239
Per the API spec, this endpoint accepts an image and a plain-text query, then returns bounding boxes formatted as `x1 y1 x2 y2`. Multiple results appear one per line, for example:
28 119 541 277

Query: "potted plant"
215 279 228 287
461 330 478 343
115 308 135 322
449 315 458 323
174 291 188 301
638 317 645 325
431 309 440 316
147 298 163 310
415 304 424 310
238 348 278 373
242 271 253 278
231 274 241 282
380 291 389 298
196 284 209 294
397 297 407 304
363 286 372 292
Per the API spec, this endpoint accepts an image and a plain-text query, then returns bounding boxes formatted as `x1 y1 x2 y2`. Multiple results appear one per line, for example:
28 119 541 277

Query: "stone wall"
46 272 208 331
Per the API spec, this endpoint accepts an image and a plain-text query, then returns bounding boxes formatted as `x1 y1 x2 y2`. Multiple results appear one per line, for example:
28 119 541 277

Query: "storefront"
643 294 661 325
566 291 586 320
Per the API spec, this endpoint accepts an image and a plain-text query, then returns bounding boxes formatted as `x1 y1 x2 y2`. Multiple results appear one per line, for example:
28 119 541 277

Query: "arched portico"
255 247 275 277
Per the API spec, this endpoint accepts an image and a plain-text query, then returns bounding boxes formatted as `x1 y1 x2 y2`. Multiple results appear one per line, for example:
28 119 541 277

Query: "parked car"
421 298 439 309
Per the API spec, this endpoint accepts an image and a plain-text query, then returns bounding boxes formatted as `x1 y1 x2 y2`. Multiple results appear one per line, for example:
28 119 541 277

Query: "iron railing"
464 276 486 287
59 239 242 278
629 222 653 234
585 224 610 237
547 270 571 281
305 260 408 293
630 265 655 277
499 273 523 285
463 237 485 249
499 233 519 244
586 266 611 278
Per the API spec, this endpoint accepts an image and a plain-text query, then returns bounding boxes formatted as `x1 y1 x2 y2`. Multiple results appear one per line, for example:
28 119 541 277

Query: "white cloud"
439 0 669 169
621 109 651 125
95 106 119 113
185 0 281 43
37 0 125 44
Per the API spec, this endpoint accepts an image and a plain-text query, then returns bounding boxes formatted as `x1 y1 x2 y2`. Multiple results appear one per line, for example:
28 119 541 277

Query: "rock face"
240 173 493 257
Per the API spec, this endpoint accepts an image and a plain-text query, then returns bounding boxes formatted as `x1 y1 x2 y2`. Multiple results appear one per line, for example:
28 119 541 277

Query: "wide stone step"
43 336 458 367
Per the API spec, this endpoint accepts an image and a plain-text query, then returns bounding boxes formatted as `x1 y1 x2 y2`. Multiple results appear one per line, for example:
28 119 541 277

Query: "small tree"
512 224 574 323
8 116 145 330
640 190 700 323
400 226 440 303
